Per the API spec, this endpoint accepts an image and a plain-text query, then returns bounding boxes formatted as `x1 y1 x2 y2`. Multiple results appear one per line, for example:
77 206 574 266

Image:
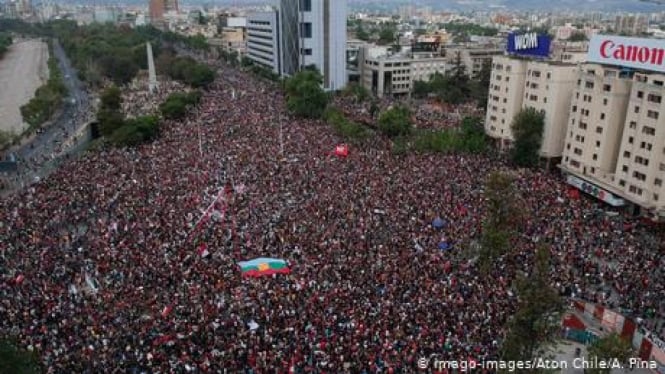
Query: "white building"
246 0 347 91
246 11 281 74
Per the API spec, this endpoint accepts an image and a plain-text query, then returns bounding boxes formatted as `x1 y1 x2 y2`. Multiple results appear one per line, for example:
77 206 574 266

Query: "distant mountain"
347 0 664 12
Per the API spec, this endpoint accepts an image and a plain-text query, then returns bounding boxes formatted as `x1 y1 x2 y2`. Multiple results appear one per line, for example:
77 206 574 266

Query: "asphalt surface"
4 39 94 192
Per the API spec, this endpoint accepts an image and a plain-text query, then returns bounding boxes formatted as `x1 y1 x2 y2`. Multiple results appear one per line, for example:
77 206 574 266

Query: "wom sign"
589 35 665 73
507 32 551 58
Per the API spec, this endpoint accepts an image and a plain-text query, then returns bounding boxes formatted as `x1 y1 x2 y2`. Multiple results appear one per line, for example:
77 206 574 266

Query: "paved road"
3 39 93 192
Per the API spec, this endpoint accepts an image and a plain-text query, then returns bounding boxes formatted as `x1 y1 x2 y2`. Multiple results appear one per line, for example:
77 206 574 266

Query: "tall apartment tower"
485 55 577 158
149 0 176 21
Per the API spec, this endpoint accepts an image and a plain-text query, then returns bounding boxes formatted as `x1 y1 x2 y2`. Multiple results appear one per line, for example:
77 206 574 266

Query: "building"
614 14 648 36
246 0 347 91
559 35 665 218
246 11 281 74
485 55 578 158
279 0 347 90
149 0 177 21
220 27 247 56
358 47 447 98
444 45 503 78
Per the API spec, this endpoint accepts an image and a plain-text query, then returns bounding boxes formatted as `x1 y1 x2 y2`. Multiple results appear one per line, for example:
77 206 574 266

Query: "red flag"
334 144 349 158
198 243 210 257
14 274 25 285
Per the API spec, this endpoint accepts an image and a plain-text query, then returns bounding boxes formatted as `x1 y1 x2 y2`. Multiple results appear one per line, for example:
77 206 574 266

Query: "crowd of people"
122 78 189 119
333 94 485 131
0 60 663 372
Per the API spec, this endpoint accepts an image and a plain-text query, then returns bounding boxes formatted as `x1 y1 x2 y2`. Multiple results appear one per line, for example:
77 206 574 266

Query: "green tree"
510 107 545 167
100 85 122 111
110 115 160 147
160 91 201 119
568 31 588 42
500 245 564 371
377 24 397 45
479 171 520 272
0 337 42 374
586 333 633 374
412 80 431 99
473 59 492 109
356 22 370 41
183 64 215 88
285 70 328 119
378 106 412 138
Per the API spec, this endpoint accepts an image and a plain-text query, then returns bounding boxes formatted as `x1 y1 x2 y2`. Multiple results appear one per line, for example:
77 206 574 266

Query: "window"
300 22 313 38
643 126 656 136
596 127 603 134
603 98 608 105
299 0 312 11
634 106 640 113
647 110 659 119
593 154 598 161
629 121 637 129
585 81 594 89
633 171 647 181
603 84 611 92
622 165 629 172
637 91 644 99
574 148 583 156
572 105 577 113
648 93 662 103
600 113 605 120
619 179 626 187
596 141 601 147
301 48 313 55
629 136 634 144
655 178 662 187
624 151 631 158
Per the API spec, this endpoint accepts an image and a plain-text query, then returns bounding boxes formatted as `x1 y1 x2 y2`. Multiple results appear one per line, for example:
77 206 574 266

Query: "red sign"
589 35 665 73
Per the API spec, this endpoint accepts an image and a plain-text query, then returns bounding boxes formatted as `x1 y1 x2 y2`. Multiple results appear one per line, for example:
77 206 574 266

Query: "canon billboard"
588 35 665 73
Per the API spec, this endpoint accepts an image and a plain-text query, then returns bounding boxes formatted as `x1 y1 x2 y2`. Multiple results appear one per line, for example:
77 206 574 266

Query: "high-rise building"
485 55 577 157
246 0 347 91
149 0 177 21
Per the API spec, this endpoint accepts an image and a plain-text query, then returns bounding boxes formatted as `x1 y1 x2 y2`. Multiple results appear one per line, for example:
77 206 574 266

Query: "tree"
500 245 564 371
568 31 588 42
510 107 545 167
377 24 397 45
285 70 328 119
472 59 492 109
0 337 42 374
378 106 412 138
586 333 633 374
160 91 201 119
183 64 215 88
412 80 431 99
478 171 520 271
356 22 370 41
109 115 160 147
100 85 122 111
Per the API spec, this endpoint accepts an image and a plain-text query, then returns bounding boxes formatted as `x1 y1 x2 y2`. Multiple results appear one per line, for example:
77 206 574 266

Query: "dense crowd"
333 95 485 131
122 78 188 119
0 61 663 372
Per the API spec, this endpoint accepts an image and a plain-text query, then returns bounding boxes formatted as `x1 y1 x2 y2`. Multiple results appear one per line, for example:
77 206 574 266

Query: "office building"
149 0 177 21
444 45 503 78
246 11 281 74
246 0 347 91
358 47 447 98
614 14 648 36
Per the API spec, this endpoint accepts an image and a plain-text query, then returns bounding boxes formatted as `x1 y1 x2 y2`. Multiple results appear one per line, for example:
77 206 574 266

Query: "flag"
198 243 210 258
14 274 25 284
334 144 349 158
238 257 290 278
161 304 173 318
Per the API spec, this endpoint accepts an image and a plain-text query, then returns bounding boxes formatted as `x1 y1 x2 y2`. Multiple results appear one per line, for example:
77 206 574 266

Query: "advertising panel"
506 32 551 58
566 175 625 207
588 35 665 73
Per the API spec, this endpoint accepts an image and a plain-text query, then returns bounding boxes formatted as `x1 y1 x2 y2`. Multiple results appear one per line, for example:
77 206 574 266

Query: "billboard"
506 32 551 58
588 35 665 73
566 175 625 207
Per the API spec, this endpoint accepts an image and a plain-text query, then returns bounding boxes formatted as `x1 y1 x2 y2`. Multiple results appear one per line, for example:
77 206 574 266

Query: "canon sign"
588 35 665 73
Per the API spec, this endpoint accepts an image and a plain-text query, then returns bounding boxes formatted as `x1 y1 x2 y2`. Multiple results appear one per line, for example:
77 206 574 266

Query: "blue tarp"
438 241 452 251
432 217 446 229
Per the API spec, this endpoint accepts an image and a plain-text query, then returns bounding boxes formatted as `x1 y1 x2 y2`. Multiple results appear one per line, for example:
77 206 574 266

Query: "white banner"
588 35 665 73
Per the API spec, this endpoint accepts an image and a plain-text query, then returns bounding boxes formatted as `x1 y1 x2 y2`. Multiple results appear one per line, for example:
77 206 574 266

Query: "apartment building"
485 55 577 158
559 35 665 218
485 56 527 146
561 64 632 195
613 71 665 211
246 12 281 74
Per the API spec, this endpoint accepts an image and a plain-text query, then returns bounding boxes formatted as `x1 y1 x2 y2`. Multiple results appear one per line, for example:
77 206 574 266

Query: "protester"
0 61 662 373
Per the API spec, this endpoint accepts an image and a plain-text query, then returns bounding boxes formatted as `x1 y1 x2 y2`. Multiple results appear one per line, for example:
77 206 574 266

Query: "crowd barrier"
566 300 665 373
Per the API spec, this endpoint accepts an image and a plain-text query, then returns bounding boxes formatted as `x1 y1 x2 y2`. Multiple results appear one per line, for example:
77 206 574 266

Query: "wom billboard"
506 32 551 58
588 35 665 73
